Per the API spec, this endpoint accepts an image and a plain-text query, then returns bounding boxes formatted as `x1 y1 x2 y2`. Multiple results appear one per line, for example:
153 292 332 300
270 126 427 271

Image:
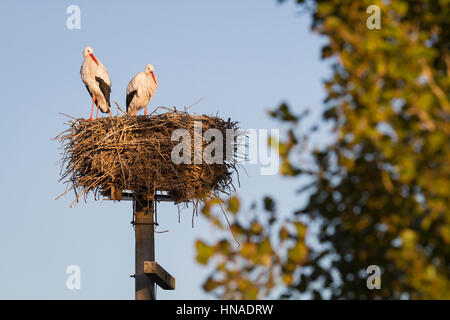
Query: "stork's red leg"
96 102 99 119
145 104 148 116
89 96 95 120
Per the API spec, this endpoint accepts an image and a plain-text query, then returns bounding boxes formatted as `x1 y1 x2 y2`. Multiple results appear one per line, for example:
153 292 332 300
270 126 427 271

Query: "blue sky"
0 0 328 299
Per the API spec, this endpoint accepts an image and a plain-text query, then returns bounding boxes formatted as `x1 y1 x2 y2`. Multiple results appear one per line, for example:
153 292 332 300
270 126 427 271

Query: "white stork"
126 64 158 116
80 46 111 120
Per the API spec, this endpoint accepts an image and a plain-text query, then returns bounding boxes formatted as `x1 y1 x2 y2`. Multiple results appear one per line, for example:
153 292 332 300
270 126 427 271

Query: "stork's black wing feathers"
84 84 93 98
126 90 137 112
95 76 111 110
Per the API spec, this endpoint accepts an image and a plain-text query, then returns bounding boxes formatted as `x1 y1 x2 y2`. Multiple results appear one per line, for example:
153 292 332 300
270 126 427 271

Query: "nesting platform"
56 109 240 206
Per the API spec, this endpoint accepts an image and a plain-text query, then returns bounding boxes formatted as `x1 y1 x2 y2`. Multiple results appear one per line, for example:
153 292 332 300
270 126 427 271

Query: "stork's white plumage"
126 64 158 116
80 46 111 120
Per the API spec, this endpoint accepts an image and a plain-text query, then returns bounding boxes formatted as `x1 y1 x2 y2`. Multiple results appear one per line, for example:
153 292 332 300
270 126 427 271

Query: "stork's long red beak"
90 53 99 65
150 71 157 84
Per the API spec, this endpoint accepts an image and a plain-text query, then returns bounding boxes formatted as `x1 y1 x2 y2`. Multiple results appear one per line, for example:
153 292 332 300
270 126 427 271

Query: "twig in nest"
114 102 127 115
218 200 240 247
185 98 203 111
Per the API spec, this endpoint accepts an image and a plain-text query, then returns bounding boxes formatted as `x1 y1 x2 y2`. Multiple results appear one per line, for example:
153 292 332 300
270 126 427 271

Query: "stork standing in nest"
80 46 111 120
126 64 158 116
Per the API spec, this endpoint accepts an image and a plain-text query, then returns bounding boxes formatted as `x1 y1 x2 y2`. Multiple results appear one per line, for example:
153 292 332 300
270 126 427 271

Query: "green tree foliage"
196 0 450 299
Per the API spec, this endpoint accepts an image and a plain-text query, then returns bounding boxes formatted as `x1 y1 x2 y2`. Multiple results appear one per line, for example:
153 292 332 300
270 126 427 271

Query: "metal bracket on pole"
103 188 174 202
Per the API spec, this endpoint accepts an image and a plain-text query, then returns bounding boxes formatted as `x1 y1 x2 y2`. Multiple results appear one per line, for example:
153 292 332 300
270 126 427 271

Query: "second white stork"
126 64 158 116
80 46 111 120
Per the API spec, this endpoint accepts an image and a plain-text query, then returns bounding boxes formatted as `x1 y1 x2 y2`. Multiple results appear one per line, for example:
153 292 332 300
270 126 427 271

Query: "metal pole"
134 195 156 300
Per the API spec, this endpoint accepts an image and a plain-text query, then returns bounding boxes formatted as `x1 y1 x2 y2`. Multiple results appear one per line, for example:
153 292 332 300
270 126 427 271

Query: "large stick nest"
56 108 240 206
